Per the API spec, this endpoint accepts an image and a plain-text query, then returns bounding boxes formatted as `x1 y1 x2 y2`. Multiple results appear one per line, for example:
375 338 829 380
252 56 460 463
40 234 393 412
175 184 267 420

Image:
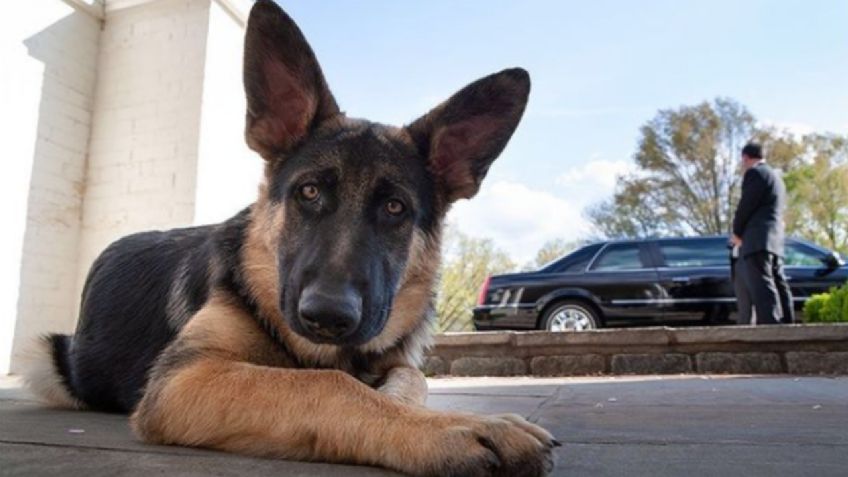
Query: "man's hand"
731 234 743 247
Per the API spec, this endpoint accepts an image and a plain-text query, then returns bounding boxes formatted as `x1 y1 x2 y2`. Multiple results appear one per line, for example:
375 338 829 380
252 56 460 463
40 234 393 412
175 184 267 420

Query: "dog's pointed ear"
243 0 340 159
406 68 530 202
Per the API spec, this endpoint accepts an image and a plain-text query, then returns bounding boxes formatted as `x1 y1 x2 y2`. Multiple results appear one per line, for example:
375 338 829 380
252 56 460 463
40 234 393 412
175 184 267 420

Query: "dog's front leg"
378 365 428 406
133 359 414 463
132 357 555 476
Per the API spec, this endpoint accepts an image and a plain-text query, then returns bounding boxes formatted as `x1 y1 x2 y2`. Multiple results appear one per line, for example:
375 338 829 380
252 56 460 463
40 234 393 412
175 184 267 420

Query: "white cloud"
446 158 632 264
447 180 592 264
556 157 633 192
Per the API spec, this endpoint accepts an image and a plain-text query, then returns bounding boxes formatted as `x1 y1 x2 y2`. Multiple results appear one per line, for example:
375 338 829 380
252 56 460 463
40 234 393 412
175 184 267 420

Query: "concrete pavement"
2 375 847 476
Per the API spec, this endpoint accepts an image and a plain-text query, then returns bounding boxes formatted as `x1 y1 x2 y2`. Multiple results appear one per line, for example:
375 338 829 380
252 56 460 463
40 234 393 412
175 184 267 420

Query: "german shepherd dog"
23 1 556 475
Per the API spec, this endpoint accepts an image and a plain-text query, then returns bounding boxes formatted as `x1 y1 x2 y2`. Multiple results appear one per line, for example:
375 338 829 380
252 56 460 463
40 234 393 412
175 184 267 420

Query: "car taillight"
477 276 491 306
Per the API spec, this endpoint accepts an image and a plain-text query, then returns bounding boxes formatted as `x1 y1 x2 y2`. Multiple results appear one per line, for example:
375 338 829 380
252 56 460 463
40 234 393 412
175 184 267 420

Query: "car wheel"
542 301 600 332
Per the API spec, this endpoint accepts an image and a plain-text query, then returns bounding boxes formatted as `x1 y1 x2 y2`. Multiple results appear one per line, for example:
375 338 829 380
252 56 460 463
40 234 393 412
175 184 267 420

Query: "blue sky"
277 1 848 263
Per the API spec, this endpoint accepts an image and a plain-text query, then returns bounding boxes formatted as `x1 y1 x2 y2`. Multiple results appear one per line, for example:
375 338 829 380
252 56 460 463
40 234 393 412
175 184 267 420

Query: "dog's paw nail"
551 439 562 447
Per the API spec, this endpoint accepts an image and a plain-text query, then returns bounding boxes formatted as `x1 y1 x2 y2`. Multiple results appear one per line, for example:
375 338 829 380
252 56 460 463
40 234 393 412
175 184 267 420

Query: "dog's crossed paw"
398 412 558 477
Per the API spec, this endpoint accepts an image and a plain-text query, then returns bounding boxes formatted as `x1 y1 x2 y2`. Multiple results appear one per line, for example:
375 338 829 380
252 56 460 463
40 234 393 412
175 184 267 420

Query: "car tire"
541 301 600 332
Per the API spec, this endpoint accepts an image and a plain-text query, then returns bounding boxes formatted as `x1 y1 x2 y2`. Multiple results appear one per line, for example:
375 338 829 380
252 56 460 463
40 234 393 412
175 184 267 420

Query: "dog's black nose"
298 282 362 339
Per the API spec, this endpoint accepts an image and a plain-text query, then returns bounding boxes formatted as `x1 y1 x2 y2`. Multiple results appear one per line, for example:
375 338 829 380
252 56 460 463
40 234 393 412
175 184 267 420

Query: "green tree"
785 134 848 254
585 180 683 239
523 239 582 270
435 226 515 332
587 98 802 238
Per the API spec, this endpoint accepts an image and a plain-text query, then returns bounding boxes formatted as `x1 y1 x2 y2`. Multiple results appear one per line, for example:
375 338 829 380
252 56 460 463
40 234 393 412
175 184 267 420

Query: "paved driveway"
2 375 847 476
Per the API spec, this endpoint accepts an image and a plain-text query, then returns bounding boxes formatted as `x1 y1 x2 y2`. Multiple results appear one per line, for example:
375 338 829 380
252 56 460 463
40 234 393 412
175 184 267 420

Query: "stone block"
695 352 783 374
611 354 692 374
672 324 848 344
513 327 671 347
421 356 448 376
530 355 606 376
450 357 527 377
786 352 848 375
434 332 513 347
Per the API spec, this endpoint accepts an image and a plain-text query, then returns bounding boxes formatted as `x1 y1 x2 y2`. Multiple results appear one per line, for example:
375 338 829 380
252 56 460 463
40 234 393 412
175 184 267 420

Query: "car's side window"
785 243 825 266
562 256 593 273
660 239 727 268
590 244 644 271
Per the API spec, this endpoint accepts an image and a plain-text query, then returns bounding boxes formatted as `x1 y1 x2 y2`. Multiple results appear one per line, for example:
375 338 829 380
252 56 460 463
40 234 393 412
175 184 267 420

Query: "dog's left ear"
406 68 530 202
243 0 340 160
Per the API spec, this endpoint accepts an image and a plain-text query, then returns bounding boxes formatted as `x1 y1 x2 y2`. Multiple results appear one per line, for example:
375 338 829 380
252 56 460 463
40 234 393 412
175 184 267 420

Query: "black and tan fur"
23 2 556 475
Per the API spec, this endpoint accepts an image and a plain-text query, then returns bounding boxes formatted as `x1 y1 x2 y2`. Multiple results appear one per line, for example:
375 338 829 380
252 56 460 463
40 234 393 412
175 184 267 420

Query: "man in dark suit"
731 143 794 324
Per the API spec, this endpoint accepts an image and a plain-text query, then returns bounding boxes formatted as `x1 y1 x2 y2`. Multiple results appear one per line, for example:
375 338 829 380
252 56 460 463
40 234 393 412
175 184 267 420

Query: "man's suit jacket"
732 162 787 257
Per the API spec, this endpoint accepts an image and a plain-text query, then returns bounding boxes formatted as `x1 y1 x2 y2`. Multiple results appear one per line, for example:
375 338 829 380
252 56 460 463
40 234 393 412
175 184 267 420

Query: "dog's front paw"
397 412 558 477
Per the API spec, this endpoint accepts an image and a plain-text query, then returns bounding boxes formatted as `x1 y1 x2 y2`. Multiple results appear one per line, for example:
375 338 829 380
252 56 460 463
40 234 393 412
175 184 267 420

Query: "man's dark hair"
741 142 763 159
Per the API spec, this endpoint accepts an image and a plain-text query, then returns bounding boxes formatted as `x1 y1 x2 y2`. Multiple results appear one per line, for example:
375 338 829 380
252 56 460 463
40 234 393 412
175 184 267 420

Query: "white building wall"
2 0 252 374
75 0 212 304
194 1 262 226
2 1 102 374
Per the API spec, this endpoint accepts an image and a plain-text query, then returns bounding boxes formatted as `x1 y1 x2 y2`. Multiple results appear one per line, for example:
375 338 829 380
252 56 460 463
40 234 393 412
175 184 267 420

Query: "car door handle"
672 277 691 283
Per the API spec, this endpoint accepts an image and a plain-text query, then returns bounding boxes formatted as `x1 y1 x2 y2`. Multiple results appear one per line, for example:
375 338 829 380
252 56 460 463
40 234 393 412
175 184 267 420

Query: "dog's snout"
297 282 362 339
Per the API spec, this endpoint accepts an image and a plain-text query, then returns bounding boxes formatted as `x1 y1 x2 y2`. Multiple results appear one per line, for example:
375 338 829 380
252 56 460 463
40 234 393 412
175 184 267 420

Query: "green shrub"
803 293 830 322
804 283 848 323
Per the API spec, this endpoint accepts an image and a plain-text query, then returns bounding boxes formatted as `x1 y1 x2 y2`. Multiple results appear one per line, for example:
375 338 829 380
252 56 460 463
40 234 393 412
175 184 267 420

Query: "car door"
584 241 663 324
654 238 734 323
784 239 848 307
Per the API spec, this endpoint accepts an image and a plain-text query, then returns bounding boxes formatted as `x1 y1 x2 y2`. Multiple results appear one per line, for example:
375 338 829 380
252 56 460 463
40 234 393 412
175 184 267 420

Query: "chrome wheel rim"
549 306 594 332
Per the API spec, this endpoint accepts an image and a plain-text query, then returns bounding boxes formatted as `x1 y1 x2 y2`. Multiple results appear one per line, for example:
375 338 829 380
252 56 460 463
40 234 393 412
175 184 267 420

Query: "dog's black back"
65 217 244 411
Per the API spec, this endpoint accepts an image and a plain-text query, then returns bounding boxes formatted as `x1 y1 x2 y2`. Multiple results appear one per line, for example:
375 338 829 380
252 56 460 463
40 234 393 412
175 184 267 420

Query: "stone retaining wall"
423 324 848 376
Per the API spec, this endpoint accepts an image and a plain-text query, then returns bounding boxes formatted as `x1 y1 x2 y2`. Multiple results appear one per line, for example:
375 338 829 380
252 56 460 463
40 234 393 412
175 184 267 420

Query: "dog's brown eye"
386 199 405 216
300 184 320 201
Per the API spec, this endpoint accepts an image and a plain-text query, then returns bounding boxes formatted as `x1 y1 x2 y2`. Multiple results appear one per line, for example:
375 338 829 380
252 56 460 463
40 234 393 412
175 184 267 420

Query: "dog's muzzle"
297 282 362 341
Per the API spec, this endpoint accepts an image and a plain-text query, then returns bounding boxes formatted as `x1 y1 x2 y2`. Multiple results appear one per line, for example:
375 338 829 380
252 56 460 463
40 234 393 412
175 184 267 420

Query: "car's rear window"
659 239 727 268
542 243 602 273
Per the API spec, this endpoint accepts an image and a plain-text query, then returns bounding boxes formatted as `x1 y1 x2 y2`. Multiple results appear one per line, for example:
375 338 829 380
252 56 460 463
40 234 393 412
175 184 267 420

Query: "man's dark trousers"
741 251 795 324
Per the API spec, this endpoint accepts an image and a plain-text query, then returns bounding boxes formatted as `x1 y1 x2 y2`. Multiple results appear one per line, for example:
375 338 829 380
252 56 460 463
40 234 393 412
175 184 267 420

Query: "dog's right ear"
243 0 340 160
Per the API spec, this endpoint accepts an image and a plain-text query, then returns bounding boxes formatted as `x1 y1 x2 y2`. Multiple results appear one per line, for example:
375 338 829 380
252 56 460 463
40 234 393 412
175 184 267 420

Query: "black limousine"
473 236 846 331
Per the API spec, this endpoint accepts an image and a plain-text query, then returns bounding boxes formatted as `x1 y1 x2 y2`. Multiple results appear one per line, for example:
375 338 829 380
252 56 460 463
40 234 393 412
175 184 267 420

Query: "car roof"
584 235 810 247
583 235 726 247
538 235 836 274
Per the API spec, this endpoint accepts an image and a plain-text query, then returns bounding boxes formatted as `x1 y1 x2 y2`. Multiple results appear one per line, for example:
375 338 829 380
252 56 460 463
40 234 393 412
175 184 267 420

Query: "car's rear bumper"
472 305 537 330
472 307 493 330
